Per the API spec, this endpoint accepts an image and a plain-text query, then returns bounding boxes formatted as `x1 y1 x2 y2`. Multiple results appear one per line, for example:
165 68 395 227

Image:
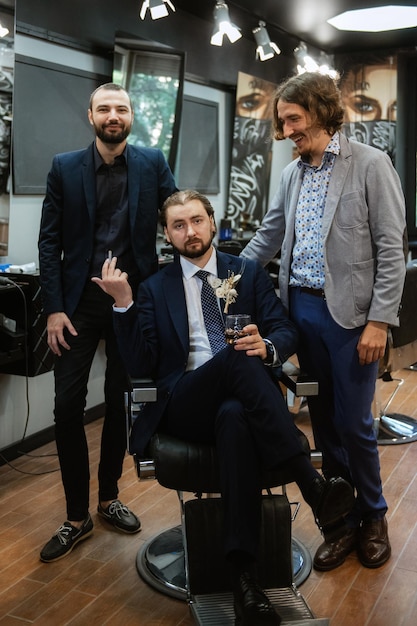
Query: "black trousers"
53 282 129 521
161 348 304 559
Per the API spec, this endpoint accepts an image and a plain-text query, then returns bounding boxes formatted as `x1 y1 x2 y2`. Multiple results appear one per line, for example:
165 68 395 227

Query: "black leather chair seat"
149 427 310 494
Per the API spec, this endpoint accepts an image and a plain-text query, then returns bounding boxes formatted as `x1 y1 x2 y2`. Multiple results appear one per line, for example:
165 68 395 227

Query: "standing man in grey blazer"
242 72 406 572
38 83 177 562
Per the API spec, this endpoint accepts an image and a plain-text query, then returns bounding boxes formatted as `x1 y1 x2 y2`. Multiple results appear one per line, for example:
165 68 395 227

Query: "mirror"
113 35 184 171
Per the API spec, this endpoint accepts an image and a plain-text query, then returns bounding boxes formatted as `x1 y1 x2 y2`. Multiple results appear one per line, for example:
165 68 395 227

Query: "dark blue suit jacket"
114 251 299 456
38 142 177 317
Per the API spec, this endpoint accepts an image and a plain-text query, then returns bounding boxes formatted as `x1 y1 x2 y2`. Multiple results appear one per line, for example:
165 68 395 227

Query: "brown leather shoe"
357 516 391 568
313 527 358 571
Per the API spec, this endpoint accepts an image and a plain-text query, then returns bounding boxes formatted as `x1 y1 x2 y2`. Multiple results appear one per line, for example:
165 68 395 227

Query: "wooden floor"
1 369 417 625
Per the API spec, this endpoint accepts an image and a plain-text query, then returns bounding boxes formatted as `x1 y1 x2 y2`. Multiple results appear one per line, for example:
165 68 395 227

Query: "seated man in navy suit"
94 189 354 626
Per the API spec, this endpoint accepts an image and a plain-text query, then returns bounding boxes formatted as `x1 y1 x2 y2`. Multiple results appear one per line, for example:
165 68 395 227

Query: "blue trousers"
290 287 387 526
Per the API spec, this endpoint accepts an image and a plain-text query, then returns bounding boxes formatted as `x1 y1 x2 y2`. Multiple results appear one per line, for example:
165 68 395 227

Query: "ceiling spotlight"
210 1 242 46
0 23 9 38
140 0 175 21
252 21 280 61
318 51 338 79
294 42 319 74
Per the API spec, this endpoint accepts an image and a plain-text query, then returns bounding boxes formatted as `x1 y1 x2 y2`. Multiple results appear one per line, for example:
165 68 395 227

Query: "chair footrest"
190 587 329 625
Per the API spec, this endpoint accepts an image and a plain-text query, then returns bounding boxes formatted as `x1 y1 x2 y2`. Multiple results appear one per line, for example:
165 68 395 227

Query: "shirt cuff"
113 301 134 313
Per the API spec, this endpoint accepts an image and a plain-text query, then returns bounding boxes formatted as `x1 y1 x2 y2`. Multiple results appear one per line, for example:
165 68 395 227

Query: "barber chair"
125 369 329 625
374 261 417 445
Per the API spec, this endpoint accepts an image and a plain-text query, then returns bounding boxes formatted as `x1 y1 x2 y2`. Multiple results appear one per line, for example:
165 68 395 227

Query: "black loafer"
97 500 141 534
307 476 355 533
234 571 281 626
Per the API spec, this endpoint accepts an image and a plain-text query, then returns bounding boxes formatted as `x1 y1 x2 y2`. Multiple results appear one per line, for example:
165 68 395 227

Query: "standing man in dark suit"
94 189 354 626
38 83 177 562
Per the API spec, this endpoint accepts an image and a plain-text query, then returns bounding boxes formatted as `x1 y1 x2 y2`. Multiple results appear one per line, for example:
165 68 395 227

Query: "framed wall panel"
175 95 219 194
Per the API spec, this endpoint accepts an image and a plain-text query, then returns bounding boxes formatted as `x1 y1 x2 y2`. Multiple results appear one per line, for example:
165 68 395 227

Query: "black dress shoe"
357 516 391 568
233 572 281 626
306 476 355 534
313 527 358 571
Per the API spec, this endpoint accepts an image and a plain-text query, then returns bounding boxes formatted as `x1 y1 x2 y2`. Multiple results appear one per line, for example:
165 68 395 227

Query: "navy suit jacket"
38 142 177 317
114 250 299 456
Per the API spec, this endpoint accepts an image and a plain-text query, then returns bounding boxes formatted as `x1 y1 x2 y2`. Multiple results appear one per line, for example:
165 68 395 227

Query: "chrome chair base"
375 413 417 445
136 525 312 601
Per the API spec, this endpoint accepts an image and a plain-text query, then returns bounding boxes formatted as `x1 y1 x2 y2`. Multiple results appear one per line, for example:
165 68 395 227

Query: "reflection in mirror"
0 1 13 260
113 36 184 171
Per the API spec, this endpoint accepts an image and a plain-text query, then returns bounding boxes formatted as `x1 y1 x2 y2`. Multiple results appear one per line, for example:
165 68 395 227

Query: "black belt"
299 287 325 298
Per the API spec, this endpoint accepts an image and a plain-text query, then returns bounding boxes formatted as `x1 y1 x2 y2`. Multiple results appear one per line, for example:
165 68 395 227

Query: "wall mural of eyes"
226 71 277 230
337 54 397 163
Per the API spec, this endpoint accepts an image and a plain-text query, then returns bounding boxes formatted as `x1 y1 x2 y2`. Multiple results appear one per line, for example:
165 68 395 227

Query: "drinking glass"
225 314 251 344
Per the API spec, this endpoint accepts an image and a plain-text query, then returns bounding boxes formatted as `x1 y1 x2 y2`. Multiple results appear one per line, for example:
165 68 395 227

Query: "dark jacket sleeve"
245 260 298 364
38 155 66 315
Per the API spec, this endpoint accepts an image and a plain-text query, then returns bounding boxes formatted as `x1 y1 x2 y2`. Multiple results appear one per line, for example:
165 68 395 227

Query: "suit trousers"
160 348 304 559
289 287 387 526
53 282 129 521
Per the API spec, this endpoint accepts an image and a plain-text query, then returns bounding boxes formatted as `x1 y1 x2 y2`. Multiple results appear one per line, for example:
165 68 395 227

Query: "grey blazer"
242 133 407 329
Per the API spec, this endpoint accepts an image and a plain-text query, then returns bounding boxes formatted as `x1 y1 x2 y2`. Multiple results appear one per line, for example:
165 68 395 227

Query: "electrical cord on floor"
0 275 59 475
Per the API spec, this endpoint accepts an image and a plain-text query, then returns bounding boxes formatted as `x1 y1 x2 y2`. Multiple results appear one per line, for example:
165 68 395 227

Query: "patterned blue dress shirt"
289 133 340 290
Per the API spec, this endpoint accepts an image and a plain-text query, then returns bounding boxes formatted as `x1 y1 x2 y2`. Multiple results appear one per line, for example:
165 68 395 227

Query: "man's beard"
173 236 214 259
95 124 131 145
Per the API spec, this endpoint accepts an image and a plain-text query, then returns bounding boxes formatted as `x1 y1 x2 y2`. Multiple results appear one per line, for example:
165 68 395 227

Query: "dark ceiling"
175 0 417 56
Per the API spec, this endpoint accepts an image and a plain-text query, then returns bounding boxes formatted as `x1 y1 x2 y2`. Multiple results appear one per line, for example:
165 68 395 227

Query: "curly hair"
272 72 345 140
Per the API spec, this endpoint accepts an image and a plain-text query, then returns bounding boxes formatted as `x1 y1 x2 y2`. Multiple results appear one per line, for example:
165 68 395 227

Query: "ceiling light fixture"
0 23 9 38
140 0 175 21
252 21 280 61
294 43 338 78
294 42 318 74
318 51 338 79
327 5 417 32
210 1 242 46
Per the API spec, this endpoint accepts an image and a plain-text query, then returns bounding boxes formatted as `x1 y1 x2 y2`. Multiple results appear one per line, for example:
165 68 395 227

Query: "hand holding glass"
225 314 251 344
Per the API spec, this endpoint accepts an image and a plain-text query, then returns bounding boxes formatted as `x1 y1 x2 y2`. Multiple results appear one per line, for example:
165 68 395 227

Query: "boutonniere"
208 271 241 314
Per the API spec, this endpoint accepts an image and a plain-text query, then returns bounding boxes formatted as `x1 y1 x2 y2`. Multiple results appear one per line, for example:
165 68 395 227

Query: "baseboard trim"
0 403 105 466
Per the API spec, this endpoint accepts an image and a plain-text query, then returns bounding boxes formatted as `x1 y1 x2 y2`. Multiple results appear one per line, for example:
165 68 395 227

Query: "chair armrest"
129 377 158 403
125 378 158 477
280 361 319 397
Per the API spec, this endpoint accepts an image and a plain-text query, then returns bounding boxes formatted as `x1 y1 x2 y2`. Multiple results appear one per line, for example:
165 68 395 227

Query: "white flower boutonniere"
208 271 241 314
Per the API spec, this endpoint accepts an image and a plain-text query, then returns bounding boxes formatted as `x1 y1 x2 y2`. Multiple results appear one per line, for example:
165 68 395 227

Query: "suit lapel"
82 143 97 224
322 134 352 239
161 262 189 352
216 252 247 320
126 145 141 229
